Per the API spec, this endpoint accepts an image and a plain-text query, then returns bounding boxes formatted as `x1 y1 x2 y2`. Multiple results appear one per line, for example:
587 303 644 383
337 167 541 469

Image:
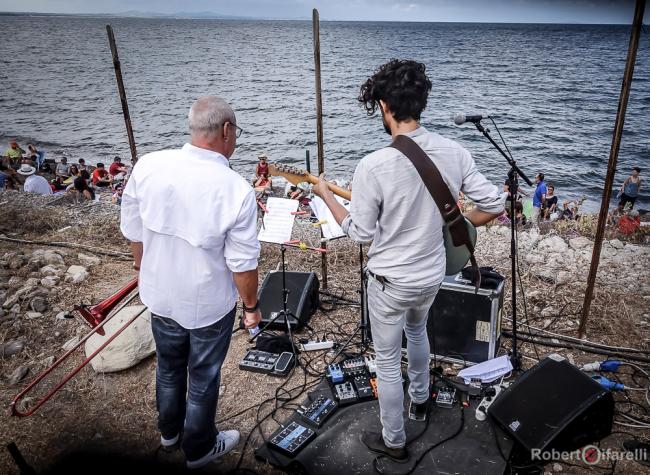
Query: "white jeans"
367 276 440 448
532 206 541 226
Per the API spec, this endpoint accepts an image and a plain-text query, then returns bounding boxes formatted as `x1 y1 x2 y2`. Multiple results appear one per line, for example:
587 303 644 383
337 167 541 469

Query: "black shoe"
360 431 408 462
408 399 429 422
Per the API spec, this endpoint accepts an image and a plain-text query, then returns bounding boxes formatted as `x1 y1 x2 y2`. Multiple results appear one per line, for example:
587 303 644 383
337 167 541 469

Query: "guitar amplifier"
364 272 504 365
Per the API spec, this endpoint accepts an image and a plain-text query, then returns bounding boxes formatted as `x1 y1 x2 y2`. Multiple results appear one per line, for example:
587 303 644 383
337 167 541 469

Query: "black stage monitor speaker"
258 271 319 330
489 356 614 455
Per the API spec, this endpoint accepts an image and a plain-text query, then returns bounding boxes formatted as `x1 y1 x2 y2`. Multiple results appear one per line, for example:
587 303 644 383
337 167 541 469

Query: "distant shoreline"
0 12 636 26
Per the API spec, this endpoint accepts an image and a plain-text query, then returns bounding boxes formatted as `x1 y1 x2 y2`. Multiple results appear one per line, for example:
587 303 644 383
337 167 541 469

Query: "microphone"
453 113 492 126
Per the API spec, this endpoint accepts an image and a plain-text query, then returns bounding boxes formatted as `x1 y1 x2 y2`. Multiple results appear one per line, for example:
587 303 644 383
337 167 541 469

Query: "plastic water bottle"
248 325 260 336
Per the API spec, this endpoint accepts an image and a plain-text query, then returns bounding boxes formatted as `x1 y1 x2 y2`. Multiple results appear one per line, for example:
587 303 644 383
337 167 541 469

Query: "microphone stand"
473 120 532 371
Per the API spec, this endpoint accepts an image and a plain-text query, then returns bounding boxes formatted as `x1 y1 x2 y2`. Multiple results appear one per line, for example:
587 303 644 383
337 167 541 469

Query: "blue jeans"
151 306 236 461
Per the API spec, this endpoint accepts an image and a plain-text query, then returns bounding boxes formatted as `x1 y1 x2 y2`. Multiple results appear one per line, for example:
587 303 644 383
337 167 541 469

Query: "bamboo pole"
106 25 138 165
312 9 328 289
578 0 645 338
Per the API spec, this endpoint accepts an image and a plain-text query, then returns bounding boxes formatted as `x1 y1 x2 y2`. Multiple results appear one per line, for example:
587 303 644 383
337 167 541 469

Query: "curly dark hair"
358 59 432 122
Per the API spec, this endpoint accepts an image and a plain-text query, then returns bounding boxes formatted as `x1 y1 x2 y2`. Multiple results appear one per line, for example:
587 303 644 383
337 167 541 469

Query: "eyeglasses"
226 122 243 138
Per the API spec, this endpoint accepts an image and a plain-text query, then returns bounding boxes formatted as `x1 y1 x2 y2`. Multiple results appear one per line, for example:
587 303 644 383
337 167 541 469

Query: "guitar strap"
389 134 481 289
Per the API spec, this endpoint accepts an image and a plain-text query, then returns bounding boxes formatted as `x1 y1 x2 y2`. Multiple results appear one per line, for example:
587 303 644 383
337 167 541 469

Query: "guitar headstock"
268 163 311 186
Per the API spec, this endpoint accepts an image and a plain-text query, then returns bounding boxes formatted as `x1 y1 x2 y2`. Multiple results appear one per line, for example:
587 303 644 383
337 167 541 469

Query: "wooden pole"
106 25 138 165
312 9 328 289
578 0 645 338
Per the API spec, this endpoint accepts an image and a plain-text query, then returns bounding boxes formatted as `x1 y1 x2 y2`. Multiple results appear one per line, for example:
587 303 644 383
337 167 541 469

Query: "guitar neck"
302 174 351 201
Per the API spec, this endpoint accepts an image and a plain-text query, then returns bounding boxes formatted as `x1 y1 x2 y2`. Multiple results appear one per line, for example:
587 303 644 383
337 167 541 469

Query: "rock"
64 265 89 284
553 463 563 472
541 307 555 318
31 249 65 266
1 340 24 358
40 276 60 288
8 276 23 286
42 356 56 367
8 254 27 270
78 253 101 266
8 366 29 385
30 296 48 313
569 236 592 250
62 336 80 351
10 304 20 314
537 235 568 254
40 265 63 277
2 292 21 309
556 271 572 286
85 305 156 373
25 311 43 320
607 239 624 250
54 331 61 337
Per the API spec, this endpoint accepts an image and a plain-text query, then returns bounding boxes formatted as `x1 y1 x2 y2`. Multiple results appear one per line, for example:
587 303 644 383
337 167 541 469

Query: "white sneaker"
186 430 240 469
160 433 180 450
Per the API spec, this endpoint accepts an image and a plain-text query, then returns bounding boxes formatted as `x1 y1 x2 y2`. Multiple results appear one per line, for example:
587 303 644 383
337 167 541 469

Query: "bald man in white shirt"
121 96 261 469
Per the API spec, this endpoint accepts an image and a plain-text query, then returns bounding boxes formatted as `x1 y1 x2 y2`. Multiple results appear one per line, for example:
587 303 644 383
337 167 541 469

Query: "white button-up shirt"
341 126 503 288
23 174 53 195
120 143 260 329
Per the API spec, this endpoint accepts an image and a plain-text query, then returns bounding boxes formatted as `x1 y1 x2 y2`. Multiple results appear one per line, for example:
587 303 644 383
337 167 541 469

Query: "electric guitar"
268 163 476 275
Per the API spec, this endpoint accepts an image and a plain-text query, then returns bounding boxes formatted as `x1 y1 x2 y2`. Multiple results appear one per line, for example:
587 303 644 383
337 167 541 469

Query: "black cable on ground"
501 330 650 363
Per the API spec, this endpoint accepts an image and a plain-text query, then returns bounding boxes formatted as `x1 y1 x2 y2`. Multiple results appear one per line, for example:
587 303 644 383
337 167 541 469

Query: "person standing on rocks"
120 96 261 469
618 167 641 212
313 59 503 462
532 172 547 226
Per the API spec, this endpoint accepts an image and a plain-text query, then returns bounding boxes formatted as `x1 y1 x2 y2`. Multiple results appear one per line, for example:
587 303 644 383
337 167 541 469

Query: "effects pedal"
268 421 316 456
273 351 295 376
327 363 344 383
239 349 279 374
353 375 374 399
434 386 456 409
298 395 338 428
475 381 510 421
364 355 377 375
369 377 378 398
334 382 358 405
342 356 367 377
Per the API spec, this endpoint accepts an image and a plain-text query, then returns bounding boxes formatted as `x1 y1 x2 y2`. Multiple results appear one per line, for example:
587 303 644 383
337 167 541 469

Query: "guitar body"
443 217 477 275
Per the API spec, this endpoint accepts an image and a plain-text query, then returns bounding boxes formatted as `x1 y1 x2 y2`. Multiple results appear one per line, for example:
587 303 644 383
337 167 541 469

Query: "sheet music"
257 197 299 244
310 195 350 240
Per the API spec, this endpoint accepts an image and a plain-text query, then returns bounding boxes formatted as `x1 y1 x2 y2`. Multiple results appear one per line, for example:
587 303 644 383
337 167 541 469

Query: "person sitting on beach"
253 172 272 191
111 183 124 205
253 152 270 183
55 157 71 180
92 162 112 187
543 184 558 220
560 196 586 220
4 140 25 168
18 164 52 195
287 185 305 200
73 175 95 201
618 167 641 213
51 176 67 192
109 156 129 180
78 158 89 173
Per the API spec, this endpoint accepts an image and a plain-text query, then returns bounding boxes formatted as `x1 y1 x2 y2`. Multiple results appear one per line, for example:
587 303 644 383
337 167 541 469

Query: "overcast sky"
0 0 645 23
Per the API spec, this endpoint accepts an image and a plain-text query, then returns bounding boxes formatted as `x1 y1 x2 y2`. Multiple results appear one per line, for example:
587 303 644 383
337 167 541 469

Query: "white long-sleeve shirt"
23 175 53 195
341 126 503 287
120 143 260 329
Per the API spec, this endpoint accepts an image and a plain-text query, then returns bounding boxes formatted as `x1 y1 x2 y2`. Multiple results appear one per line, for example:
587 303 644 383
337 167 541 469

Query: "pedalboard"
298 395 338 428
342 357 366 377
239 349 294 376
239 349 279 374
353 375 375 400
327 363 345 383
434 386 456 409
268 421 316 456
364 355 377 375
334 382 358 405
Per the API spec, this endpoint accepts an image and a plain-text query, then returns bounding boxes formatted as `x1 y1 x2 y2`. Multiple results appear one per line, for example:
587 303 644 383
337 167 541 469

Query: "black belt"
368 270 389 285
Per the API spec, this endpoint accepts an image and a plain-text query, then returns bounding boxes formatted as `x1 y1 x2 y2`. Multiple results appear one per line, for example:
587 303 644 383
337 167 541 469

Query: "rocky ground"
0 189 649 475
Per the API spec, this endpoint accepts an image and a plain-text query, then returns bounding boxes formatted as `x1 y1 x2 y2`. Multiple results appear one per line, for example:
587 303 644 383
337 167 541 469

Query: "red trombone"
11 277 141 417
